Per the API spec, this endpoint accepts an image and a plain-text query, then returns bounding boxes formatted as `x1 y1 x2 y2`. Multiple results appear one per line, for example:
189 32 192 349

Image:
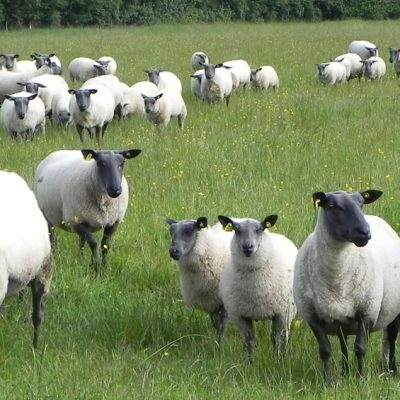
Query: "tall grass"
1 20 400 399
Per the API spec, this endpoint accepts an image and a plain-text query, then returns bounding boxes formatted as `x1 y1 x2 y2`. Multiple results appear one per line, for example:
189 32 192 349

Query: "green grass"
2 20 400 399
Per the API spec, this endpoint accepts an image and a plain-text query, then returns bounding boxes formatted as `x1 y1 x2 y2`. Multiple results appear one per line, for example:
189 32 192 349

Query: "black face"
203 64 216 80
94 152 126 198
145 70 160 86
74 89 94 112
167 220 201 260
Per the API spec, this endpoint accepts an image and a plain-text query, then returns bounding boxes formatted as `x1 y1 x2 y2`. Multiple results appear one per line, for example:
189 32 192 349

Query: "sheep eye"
327 202 336 209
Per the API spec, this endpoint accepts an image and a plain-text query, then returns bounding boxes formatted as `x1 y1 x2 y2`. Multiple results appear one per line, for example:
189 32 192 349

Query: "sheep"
293 190 400 384
97 56 117 75
51 90 73 128
35 148 142 272
250 66 279 91
334 53 363 81
0 170 52 348
316 62 347 85
361 56 386 80
1 92 45 140
191 52 209 70
218 215 297 363
348 40 379 60
222 59 251 90
68 57 108 82
68 84 116 141
389 48 400 78
32 53 62 75
144 69 182 93
200 63 233 106
18 74 69 116
130 81 158 96
166 217 233 342
121 87 146 118
141 90 187 131
190 70 204 99
0 53 37 74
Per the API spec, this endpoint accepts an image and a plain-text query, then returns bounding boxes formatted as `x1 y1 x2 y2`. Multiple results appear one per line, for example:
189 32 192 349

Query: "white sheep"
141 89 187 131
190 70 204 99
250 66 279 91
361 56 386 80
334 53 363 81
68 84 116 141
200 63 233 105
218 215 297 363
35 148 141 272
144 69 182 93
293 190 400 383
97 56 117 75
32 53 62 75
389 48 400 78
316 62 347 85
121 87 145 118
68 57 108 82
130 81 158 96
348 40 379 60
1 92 45 140
51 90 73 128
222 59 251 90
191 51 209 70
0 53 37 74
166 217 233 341
0 170 52 348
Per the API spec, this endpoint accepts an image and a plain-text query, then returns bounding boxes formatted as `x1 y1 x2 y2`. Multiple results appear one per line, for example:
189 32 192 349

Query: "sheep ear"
155 93 163 100
49 53 55 57
165 218 177 226
16 82 26 87
81 149 97 161
215 63 224 68
218 215 234 231
312 192 326 208
5 94 13 101
14 54 19 59
119 149 142 159
141 93 148 99
195 217 208 229
68 89 76 95
89 89 98 94
256 67 262 72
27 94 38 101
360 190 382 204
262 215 278 230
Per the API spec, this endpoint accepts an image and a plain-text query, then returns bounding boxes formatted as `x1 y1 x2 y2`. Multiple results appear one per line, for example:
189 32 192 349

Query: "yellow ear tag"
314 198 321 209
363 192 370 199
265 222 272 230
199 221 207 229
85 153 93 161
224 223 233 232
126 152 131 157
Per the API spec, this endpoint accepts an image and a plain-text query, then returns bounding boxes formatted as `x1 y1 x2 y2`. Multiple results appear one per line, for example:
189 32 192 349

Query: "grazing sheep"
166 217 233 342
361 56 386 80
293 190 400 383
35 148 142 272
68 57 108 82
121 87 145 118
190 70 204 99
1 92 45 140
97 56 117 75
222 59 251 90
68 84 116 141
200 63 233 106
250 66 279 91
141 90 187 131
316 62 347 85
348 40 379 60
0 170 52 348
51 90 73 128
333 53 363 81
218 215 297 363
144 69 182 93
389 48 400 78
191 52 209 70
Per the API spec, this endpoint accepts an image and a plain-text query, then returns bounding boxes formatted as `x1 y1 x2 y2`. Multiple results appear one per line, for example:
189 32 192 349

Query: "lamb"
68 57 108 82
97 56 117 75
218 215 297 363
250 66 279 91
68 84 116 141
222 59 251 90
1 92 45 140
51 90 73 128
191 52 209 70
200 63 233 106
144 69 182 93
316 62 347 85
348 40 379 60
333 53 363 81
389 48 400 78
141 90 187 131
35 148 142 272
361 56 386 80
0 170 52 348
166 217 233 342
190 70 204 99
293 190 400 383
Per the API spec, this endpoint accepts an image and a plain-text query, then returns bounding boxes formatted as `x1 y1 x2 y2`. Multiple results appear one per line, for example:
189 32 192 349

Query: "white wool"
317 62 347 85
348 40 379 60
68 57 105 82
200 66 233 104
363 56 386 80
51 90 73 128
223 59 251 89
251 66 279 90
334 53 363 80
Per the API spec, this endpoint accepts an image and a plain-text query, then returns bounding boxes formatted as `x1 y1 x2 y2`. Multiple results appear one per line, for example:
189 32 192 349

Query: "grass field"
1 19 400 399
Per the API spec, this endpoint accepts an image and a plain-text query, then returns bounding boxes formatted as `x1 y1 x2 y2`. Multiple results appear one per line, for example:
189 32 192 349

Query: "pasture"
1 19 400 399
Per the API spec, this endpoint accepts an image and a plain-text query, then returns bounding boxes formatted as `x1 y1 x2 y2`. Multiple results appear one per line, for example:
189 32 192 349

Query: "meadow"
1 19 400 399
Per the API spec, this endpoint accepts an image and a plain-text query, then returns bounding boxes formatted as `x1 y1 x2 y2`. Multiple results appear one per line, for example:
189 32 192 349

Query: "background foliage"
0 0 400 29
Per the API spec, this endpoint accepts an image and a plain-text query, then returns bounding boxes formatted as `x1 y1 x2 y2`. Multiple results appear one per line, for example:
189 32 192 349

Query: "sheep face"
142 93 163 114
218 215 278 257
166 217 208 260
203 63 217 80
362 59 377 75
69 88 98 112
93 63 107 76
366 46 378 57
389 48 399 63
18 81 46 94
81 149 141 198
31 53 52 69
5 94 38 120
313 190 382 247
144 69 161 86
1 53 19 70
316 63 329 78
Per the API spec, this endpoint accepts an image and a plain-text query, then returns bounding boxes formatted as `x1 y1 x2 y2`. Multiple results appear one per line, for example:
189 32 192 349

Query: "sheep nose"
169 247 180 260
352 227 371 247
107 187 122 198
243 243 254 257
18 113 25 120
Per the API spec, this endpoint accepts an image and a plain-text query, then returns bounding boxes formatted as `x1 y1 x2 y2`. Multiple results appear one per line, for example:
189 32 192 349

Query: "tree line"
1 0 399 29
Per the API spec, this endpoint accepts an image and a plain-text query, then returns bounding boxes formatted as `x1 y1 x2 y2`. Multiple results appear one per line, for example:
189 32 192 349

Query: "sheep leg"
209 305 227 346
338 330 349 376
271 316 288 357
76 124 84 142
177 115 185 130
73 223 99 271
225 95 230 106
308 319 332 385
354 314 371 378
234 316 255 364
29 277 45 348
100 221 119 265
382 318 399 373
